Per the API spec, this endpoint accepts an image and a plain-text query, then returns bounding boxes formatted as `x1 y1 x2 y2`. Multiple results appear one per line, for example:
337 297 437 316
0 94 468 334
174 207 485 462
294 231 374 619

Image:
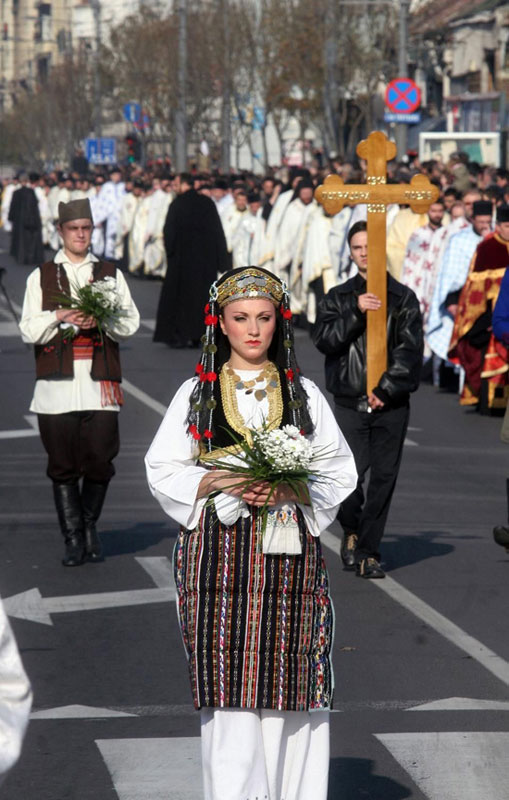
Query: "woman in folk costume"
145 266 357 800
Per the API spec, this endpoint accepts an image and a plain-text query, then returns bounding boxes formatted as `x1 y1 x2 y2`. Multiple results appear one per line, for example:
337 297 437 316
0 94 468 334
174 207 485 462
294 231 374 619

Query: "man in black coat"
313 221 423 578
153 172 229 347
8 173 44 265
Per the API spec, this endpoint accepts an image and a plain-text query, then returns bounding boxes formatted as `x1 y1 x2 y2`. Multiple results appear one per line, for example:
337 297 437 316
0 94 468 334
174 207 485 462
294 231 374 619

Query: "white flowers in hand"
252 425 314 472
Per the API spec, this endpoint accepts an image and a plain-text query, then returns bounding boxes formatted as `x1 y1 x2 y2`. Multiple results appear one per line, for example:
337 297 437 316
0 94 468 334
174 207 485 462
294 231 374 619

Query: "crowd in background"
2 148 509 407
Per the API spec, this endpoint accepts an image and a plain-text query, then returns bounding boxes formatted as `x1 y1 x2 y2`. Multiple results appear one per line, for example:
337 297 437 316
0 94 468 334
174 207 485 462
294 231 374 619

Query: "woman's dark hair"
186 267 313 447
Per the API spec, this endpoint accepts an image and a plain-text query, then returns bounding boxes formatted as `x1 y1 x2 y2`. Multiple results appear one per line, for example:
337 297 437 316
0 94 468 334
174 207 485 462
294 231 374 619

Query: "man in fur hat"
19 199 140 566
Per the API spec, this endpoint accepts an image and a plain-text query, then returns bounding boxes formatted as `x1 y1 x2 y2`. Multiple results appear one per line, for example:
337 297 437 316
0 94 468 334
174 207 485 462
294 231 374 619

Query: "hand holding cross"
314 131 439 394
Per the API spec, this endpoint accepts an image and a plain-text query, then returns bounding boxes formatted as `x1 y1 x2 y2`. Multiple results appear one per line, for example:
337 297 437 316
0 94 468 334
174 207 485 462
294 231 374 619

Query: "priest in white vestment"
114 181 143 262
1 178 19 233
221 191 249 262
144 180 173 278
273 181 316 282
401 199 448 331
129 187 151 274
231 192 264 268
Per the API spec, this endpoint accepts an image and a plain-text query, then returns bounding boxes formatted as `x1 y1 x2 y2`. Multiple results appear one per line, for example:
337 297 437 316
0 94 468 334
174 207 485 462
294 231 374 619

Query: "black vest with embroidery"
34 260 122 382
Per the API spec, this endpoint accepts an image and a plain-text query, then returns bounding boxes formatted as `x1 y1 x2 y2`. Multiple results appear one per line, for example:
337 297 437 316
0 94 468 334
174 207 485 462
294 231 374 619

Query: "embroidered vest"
34 260 122 382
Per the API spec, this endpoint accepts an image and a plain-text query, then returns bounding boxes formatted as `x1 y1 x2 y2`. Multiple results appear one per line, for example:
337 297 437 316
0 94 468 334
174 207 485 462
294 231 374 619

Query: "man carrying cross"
313 220 422 577
311 131 438 576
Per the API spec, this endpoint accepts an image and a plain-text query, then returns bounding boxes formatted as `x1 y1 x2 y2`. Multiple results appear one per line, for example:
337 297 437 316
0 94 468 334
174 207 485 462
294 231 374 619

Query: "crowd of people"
3 151 509 414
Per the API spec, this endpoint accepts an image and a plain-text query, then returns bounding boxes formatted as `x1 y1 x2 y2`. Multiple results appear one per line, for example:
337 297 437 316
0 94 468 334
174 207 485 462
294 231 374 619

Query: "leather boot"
493 478 509 552
53 483 86 567
81 479 108 562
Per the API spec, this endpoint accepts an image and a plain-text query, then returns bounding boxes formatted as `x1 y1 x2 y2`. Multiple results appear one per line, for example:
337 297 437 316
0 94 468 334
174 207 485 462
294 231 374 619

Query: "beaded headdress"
216 268 284 308
186 266 313 449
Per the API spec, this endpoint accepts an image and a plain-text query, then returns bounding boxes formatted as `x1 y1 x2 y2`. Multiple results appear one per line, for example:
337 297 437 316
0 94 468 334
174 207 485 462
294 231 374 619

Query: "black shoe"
356 557 385 579
341 532 358 570
493 525 509 551
53 483 86 567
63 535 87 567
81 480 108 562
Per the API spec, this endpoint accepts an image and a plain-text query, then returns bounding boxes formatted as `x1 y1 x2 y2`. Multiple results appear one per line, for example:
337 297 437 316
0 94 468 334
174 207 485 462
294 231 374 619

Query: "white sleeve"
145 379 211 529
0 601 32 782
19 268 60 345
297 379 358 536
104 270 140 341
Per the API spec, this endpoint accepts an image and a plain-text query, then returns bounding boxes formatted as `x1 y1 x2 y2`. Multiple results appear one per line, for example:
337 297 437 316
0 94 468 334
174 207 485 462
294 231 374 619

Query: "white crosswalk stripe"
96 737 202 800
376 732 509 800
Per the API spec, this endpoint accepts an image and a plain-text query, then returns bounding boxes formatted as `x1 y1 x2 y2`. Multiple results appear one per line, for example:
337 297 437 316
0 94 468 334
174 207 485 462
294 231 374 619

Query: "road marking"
31 704 137 720
408 697 509 712
0 414 38 440
4 585 176 626
320 528 509 689
141 318 156 331
96 737 202 800
136 555 174 588
0 294 22 315
404 436 418 446
122 379 168 417
0 321 19 336
376 732 509 800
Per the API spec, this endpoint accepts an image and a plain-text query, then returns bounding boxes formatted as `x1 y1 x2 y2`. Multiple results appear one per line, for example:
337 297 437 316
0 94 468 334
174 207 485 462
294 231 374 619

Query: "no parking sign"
385 78 421 114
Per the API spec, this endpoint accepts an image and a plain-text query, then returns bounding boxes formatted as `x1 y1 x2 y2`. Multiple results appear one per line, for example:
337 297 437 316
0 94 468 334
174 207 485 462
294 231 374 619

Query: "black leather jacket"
313 274 423 409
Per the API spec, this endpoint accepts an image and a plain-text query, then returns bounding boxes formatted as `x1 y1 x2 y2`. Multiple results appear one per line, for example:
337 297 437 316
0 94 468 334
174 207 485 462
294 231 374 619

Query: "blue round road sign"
385 78 421 114
123 102 141 124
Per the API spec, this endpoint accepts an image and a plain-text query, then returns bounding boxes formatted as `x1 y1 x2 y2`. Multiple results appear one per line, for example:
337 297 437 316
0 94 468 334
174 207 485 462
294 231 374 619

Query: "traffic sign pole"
396 0 410 159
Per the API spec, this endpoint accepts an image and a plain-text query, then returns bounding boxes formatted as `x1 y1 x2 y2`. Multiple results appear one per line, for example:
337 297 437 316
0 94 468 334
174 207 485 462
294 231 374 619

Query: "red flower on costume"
207 371 217 382
282 309 292 320
204 303 210 314
286 368 294 381
204 429 213 440
195 363 204 374
199 372 208 382
205 314 218 326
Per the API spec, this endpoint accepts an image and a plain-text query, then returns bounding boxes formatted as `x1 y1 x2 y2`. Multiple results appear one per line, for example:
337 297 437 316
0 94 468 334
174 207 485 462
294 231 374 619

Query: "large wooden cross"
315 130 439 394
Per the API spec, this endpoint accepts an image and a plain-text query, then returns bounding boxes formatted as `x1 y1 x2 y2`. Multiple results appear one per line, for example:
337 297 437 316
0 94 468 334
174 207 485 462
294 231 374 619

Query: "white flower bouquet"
55 277 124 341
207 424 327 531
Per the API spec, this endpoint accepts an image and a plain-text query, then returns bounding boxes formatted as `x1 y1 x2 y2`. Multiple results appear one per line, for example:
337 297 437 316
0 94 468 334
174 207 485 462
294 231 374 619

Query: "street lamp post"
175 0 187 172
90 0 102 139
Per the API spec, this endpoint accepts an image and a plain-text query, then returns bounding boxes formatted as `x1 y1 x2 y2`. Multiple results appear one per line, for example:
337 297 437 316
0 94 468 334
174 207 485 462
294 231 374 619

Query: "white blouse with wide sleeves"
145 374 357 550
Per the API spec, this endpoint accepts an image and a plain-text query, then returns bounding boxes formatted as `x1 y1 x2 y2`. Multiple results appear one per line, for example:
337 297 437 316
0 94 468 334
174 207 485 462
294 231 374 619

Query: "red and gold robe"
448 233 509 410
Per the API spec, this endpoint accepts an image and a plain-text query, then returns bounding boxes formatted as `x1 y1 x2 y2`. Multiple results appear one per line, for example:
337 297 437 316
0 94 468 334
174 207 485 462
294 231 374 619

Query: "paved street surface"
1 232 509 799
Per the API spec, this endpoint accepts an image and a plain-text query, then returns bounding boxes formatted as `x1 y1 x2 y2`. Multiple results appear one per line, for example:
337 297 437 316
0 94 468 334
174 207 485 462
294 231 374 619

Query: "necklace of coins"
225 362 279 402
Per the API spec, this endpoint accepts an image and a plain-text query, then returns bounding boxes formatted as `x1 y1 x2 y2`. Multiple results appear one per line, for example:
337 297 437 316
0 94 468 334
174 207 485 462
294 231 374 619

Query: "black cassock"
9 186 44 265
153 190 228 346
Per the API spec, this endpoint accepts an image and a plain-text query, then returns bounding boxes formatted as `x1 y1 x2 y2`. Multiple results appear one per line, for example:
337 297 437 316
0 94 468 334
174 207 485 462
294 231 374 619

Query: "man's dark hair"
347 220 367 248
444 187 461 200
179 172 193 187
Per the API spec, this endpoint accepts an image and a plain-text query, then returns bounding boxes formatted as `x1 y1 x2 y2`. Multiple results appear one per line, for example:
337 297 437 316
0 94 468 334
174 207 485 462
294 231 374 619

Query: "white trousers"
201 707 330 800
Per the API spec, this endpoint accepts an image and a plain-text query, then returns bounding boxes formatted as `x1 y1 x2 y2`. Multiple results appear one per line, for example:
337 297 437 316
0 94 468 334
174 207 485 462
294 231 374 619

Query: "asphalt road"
1 232 509 800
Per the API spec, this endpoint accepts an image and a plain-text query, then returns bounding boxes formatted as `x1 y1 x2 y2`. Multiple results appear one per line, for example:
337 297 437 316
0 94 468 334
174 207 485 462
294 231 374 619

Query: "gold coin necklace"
225 362 279 402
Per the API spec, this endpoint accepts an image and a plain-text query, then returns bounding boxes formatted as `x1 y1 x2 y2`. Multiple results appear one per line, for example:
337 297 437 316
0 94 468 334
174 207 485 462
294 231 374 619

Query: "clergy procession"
1 134 509 799
5 153 509 404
